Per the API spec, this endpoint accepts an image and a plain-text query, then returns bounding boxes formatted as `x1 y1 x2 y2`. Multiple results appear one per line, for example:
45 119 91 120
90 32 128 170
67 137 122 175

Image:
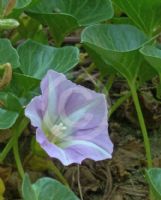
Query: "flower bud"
0 19 19 30
0 63 12 90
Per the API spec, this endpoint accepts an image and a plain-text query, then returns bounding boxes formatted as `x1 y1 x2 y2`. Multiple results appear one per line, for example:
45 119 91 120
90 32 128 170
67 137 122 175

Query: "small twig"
119 185 148 197
103 166 113 200
77 165 84 200
63 36 80 44
107 185 118 200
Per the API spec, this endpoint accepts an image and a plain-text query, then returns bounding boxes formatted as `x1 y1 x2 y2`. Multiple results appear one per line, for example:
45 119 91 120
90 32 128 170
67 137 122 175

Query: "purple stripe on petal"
63 142 112 165
58 86 107 130
67 125 113 155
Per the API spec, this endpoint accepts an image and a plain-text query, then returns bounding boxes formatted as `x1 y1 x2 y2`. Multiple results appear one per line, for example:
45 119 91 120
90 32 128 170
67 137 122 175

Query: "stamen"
49 122 67 142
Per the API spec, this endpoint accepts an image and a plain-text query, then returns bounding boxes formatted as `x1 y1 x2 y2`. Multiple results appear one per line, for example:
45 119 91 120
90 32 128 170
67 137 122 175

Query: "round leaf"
17 40 79 79
81 24 148 82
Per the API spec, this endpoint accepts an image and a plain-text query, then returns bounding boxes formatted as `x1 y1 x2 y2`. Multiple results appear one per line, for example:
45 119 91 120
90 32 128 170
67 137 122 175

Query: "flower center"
48 122 67 143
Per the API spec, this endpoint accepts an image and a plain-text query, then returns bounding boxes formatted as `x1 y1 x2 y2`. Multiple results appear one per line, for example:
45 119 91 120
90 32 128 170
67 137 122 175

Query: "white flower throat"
50 122 67 142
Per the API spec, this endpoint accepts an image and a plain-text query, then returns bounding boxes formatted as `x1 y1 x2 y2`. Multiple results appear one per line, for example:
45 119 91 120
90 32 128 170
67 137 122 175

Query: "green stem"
76 63 95 83
0 117 29 162
156 73 161 99
77 165 84 200
109 91 131 117
46 159 68 186
104 74 115 93
13 140 24 179
24 153 69 187
48 160 69 187
129 83 152 168
0 135 15 162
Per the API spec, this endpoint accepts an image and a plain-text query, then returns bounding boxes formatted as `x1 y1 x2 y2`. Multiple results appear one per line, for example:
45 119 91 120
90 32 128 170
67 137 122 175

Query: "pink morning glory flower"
25 70 113 166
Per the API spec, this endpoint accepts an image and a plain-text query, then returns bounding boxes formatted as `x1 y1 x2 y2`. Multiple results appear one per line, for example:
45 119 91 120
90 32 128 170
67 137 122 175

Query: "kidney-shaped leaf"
81 24 148 83
0 39 20 69
113 0 161 35
26 0 113 45
146 168 161 200
22 174 79 200
17 40 79 79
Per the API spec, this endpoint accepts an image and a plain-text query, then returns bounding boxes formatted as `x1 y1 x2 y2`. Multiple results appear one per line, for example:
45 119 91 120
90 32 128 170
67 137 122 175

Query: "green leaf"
0 109 19 129
17 18 48 44
0 66 39 106
26 0 113 45
0 19 19 30
140 45 161 98
138 60 158 84
22 174 79 200
83 44 116 75
0 178 5 200
146 168 161 200
0 0 8 16
81 24 148 83
15 0 32 9
113 0 161 35
0 92 21 129
0 92 21 111
17 40 79 79
9 72 40 104
27 13 78 47
22 174 37 200
140 45 161 75
11 73 40 96
0 0 32 12
111 17 134 25
0 39 20 69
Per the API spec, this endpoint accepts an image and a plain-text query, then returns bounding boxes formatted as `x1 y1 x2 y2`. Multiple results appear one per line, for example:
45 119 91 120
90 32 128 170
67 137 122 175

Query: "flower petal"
40 70 77 129
40 71 63 127
36 126 113 166
25 70 114 165
25 96 43 127
36 128 69 164
64 141 112 165
58 85 108 130
58 125 113 165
